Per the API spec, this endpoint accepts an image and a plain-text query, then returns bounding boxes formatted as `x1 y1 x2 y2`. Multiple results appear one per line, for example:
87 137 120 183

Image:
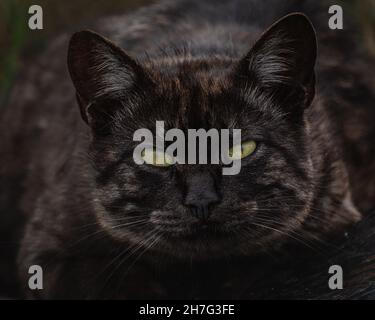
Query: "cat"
0 0 374 299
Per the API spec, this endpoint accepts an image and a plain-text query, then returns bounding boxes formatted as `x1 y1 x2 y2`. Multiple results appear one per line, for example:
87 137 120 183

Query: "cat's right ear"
68 30 148 125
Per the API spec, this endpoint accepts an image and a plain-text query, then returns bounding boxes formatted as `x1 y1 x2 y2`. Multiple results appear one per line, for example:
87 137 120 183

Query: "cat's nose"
185 196 220 221
184 172 220 221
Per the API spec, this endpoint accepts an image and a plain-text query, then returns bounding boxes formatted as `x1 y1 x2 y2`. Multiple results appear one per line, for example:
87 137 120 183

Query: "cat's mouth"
143 210 250 258
149 209 241 237
169 221 230 239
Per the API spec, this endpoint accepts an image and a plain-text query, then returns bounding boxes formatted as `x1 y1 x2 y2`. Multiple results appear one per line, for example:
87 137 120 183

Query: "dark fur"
0 0 374 299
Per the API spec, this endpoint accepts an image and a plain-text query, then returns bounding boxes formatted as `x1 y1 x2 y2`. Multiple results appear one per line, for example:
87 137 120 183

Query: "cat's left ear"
236 13 317 107
68 30 149 124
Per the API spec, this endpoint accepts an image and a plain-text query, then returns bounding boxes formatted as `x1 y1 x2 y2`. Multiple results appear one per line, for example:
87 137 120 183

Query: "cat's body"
0 0 374 299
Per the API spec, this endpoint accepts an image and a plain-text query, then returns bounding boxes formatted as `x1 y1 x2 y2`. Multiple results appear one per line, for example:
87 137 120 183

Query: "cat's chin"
152 239 256 261
142 224 261 260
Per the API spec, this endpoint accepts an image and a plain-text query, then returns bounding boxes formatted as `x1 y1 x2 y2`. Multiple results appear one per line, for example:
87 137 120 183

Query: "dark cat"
0 0 374 299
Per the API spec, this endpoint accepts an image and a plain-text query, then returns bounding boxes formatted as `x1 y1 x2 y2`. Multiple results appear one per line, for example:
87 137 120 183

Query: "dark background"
0 0 374 109
0 0 152 107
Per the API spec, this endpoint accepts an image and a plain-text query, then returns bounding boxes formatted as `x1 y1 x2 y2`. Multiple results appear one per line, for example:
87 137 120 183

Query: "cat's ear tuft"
68 30 147 125
237 13 317 107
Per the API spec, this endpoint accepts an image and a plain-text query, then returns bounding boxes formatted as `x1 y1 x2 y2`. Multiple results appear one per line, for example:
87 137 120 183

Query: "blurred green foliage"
0 0 29 105
0 0 374 107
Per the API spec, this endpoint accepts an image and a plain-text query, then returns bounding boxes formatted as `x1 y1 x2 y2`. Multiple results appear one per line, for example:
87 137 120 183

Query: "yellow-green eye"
228 140 257 160
141 149 174 167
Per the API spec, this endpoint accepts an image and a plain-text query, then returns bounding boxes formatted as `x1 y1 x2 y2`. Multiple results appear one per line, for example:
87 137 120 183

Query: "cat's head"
68 13 318 259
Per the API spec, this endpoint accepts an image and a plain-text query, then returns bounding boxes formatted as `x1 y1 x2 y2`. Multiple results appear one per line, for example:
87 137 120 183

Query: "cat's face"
68 14 317 259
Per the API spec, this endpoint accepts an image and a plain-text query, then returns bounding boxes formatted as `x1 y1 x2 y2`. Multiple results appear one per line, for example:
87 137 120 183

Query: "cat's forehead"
140 57 281 131
161 76 227 128
147 59 237 128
